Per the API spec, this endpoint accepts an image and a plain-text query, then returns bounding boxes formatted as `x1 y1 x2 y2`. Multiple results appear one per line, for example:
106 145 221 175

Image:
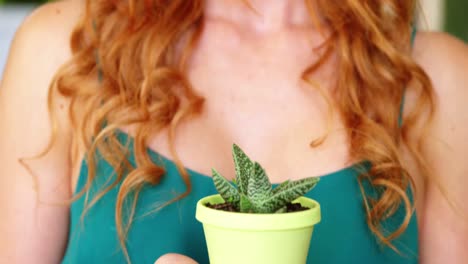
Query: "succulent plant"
211 144 319 214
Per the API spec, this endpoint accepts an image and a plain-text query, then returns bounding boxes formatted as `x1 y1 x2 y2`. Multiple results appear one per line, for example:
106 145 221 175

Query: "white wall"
418 0 445 31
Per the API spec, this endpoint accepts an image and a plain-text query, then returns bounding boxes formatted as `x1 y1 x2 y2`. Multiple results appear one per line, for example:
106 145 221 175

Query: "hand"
154 253 199 264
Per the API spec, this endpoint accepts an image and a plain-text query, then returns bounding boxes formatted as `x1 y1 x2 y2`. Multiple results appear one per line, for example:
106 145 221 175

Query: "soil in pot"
205 202 309 213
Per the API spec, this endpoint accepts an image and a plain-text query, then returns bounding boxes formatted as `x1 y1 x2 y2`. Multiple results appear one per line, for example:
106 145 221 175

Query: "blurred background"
0 0 467 78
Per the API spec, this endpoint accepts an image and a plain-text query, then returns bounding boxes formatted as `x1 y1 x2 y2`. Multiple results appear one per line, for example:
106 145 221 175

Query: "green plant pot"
196 194 321 264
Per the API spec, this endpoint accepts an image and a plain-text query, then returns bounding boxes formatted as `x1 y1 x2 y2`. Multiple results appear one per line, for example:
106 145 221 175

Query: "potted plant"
196 144 321 264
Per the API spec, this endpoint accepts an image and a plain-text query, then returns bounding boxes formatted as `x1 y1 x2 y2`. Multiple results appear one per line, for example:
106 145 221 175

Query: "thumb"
154 253 199 264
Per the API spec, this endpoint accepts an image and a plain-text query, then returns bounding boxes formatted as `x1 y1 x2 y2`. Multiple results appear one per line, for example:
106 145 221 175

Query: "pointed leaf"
272 179 291 194
247 162 272 205
240 194 253 213
212 168 240 205
260 177 319 213
232 144 253 195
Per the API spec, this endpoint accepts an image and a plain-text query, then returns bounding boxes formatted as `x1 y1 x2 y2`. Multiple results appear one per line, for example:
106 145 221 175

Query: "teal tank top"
61 130 418 264
62 28 419 264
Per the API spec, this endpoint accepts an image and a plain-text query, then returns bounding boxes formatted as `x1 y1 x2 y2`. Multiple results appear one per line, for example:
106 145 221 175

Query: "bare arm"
0 1 82 262
412 32 468 264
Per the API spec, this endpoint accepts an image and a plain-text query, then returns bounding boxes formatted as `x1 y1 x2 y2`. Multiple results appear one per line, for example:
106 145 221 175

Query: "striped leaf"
212 168 240 205
272 180 291 194
232 144 253 195
240 194 253 213
247 162 272 206
259 177 319 213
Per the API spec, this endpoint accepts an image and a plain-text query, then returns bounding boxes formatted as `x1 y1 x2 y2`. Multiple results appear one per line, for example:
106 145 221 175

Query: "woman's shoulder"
412 31 468 97
0 0 85 178
6 0 83 72
23 0 83 30
411 31 468 133
2 0 84 94
411 31 468 138
409 31 468 262
11 0 83 59
0 0 84 151
408 32 468 178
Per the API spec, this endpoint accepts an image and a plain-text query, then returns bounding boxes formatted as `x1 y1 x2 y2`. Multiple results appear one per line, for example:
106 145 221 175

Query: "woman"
1 0 467 263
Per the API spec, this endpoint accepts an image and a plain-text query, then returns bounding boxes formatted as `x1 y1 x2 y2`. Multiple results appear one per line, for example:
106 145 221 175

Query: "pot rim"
196 194 321 231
